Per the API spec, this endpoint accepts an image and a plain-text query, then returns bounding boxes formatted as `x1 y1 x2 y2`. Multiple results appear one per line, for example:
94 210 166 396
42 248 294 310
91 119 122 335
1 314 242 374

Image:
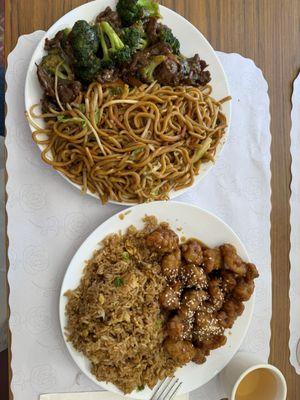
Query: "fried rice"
64 216 178 394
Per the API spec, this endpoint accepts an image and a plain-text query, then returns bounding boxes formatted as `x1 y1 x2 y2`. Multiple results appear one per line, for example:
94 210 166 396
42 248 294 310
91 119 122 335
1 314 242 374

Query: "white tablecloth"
6 31 272 400
289 73 300 374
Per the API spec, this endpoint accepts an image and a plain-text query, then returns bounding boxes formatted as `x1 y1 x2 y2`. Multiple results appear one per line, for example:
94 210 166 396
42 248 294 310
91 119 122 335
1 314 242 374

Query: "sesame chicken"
169 280 183 296
223 298 245 318
246 263 259 281
180 264 207 289
233 278 255 301
192 347 207 364
208 279 224 311
181 239 203 265
159 285 180 310
201 334 227 350
220 270 237 293
202 248 222 273
217 299 245 328
164 338 196 364
146 228 179 253
220 244 247 276
181 289 208 312
146 221 259 370
167 315 193 341
161 248 181 280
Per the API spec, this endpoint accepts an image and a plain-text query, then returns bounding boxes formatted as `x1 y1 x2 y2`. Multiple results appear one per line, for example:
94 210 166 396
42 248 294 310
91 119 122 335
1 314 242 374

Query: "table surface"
4 0 300 399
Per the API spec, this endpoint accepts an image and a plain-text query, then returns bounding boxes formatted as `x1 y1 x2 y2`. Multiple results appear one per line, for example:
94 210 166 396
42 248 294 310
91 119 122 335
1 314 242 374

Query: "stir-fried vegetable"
116 0 161 27
159 26 180 55
122 23 148 52
99 21 132 65
69 20 99 66
140 55 166 82
40 54 73 79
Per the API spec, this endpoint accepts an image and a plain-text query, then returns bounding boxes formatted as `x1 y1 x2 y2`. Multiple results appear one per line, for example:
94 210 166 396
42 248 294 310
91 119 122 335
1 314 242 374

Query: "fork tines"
150 377 182 400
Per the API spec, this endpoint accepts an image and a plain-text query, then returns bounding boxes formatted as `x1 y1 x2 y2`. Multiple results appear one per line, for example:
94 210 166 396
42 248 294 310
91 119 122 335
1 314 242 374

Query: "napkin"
6 31 271 400
40 393 188 400
289 73 300 374
0 136 6 352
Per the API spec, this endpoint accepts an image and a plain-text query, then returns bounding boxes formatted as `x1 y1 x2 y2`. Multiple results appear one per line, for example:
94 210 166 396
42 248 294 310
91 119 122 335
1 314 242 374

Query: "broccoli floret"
40 54 73 79
112 46 132 64
98 21 132 65
122 24 148 52
116 0 161 27
69 20 99 66
75 58 102 81
140 55 166 82
159 26 180 55
75 21 130 83
61 28 71 48
75 57 115 82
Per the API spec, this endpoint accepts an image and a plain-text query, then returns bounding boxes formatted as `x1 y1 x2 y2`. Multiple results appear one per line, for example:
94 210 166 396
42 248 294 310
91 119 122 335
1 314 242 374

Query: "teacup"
219 351 287 400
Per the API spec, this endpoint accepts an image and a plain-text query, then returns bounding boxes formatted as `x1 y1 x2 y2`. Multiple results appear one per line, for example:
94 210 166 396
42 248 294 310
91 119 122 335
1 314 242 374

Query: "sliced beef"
41 96 60 114
154 56 181 85
44 30 75 66
96 68 119 83
154 53 211 87
181 54 211 86
129 42 171 73
37 65 55 97
44 30 65 51
57 79 82 103
144 17 163 43
37 64 81 104
96 6 121 29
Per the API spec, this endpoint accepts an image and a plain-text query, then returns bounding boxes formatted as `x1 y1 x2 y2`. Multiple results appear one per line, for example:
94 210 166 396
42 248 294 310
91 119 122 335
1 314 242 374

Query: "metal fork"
149 377 182 400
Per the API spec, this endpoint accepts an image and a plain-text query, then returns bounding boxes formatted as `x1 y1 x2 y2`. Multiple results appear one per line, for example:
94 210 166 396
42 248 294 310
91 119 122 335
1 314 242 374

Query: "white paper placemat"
0 136 7 352
40 392 188 400
289 73 300 374
6 31 272 400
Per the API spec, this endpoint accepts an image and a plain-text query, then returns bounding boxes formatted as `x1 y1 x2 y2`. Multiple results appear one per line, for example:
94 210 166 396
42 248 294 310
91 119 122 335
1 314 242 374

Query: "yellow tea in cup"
235 368 278 400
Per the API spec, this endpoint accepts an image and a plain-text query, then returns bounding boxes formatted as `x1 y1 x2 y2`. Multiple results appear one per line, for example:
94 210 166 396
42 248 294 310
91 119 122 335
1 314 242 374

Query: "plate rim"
59 201 254 399
24 0 232 206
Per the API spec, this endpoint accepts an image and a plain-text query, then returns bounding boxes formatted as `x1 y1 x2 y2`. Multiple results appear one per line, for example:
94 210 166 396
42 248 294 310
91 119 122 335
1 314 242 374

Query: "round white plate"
25 0 231 206
59 201 254 399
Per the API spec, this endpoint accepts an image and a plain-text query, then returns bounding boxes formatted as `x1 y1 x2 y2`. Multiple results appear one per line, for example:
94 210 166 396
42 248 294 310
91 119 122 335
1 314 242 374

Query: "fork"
149 377 182 400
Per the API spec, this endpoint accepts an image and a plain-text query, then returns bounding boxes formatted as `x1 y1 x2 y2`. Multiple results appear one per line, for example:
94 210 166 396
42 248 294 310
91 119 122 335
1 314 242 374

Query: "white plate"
59 201 254 399
25 0 231 206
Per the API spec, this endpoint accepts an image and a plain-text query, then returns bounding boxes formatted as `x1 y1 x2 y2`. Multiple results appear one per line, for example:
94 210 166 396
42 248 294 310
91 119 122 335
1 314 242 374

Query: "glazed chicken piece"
169 280 183 297
181 289 208 312
202 247 222 273
233 278 255 301
181 239 203 265
220 270 237 293
177 289 208 319
192 347 207 364
180 264 207 289
246 263 259 281
194 310 224 341
161 248 181 280
220 244 247 276
201 334 227 350
167 315 193 341
218 298 245 329
208 278 225 311
146 227 179 253
159 285 180 310
223 298 245 317
164 338 196 364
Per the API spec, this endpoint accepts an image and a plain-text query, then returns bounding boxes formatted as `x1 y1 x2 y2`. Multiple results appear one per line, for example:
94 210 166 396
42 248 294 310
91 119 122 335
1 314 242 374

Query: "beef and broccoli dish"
37 0 211 106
